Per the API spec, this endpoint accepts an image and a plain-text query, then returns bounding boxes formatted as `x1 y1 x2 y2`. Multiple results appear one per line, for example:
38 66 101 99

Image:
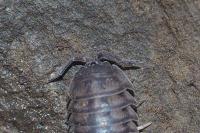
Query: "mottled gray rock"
0 0 199 133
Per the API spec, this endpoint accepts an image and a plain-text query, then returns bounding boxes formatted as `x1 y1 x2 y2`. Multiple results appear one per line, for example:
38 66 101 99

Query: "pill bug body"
48 53 151 133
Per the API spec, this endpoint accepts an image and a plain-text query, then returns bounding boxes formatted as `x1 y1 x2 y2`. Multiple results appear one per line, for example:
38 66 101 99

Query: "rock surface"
0 0 199 133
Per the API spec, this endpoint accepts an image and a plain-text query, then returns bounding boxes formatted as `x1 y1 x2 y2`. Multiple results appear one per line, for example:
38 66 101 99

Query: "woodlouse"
49 52 151 133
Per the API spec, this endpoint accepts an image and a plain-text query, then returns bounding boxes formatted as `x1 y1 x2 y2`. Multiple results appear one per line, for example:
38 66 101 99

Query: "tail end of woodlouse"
137 122 152 132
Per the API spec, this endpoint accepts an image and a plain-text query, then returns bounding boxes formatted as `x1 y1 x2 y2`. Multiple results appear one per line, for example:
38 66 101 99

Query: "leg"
48 57 88 83
66 99 72 110
136 99 146 108
137 122 152 132
65 113 72 127
97 52 142 70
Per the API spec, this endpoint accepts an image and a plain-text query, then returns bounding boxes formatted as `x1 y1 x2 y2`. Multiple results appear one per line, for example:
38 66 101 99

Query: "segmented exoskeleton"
49 52 151 133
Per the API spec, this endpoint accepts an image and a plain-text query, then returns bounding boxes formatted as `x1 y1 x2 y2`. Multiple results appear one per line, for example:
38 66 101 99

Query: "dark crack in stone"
0 0 200 133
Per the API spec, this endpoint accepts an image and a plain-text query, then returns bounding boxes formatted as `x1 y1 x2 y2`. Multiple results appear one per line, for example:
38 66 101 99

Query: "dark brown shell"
68 62 139 133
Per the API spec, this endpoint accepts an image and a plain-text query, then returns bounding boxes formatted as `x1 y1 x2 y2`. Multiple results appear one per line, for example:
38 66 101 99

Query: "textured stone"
0 0 199 133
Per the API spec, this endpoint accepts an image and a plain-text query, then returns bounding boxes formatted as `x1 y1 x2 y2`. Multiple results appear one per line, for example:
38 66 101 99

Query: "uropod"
48 52 151 133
